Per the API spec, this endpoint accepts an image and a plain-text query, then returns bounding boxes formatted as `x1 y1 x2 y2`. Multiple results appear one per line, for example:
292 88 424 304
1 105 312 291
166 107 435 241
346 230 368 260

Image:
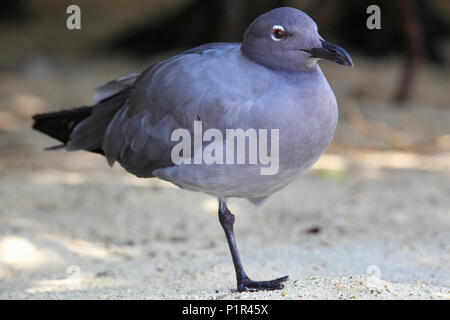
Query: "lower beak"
305 40 353 67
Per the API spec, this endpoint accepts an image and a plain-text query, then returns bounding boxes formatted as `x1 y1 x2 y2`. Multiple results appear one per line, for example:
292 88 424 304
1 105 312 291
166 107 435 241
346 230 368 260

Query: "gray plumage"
33 7 353 291
64 7 352 205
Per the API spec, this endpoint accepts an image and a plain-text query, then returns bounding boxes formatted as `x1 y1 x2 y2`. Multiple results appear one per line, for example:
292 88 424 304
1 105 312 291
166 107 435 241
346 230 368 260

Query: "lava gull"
32 7 352 292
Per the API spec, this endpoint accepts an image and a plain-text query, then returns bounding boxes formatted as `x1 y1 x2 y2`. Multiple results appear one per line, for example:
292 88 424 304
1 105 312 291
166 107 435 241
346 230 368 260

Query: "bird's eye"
271 25 286 41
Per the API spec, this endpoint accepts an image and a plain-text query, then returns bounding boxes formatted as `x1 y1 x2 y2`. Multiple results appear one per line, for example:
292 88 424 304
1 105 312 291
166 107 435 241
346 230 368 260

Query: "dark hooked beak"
304 40 353 67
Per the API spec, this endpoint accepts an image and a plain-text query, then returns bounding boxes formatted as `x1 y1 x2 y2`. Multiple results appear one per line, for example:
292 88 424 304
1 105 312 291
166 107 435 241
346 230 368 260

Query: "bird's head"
242 7 353 71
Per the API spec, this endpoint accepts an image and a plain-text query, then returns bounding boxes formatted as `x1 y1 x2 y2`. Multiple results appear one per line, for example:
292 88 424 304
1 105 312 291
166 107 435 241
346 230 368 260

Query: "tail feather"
32 107 93 144
32 83 133 156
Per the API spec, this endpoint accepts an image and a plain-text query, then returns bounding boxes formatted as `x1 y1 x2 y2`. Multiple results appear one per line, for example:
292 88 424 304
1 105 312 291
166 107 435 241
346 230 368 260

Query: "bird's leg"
218 199 288 292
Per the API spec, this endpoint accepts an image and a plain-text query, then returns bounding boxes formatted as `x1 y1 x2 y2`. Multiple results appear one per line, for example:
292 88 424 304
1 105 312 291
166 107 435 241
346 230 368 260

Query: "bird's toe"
237 275 289 292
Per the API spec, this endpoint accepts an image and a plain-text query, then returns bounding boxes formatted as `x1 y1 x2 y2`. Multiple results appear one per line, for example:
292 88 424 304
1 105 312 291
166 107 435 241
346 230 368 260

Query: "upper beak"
304 40 353 67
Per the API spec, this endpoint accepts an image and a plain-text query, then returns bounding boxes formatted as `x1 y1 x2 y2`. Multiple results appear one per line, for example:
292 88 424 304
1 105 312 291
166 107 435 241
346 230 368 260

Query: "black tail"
32 106 104 155
33 86 132 155
32 106 92 144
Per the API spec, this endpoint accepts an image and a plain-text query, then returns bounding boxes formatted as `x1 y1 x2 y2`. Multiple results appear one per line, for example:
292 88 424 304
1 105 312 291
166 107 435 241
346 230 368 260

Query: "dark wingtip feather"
32 106 93 144
44 144 66 151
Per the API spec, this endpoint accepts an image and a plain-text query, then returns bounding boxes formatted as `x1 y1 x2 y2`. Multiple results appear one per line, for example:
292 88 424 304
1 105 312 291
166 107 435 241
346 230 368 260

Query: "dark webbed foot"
237 275 289 292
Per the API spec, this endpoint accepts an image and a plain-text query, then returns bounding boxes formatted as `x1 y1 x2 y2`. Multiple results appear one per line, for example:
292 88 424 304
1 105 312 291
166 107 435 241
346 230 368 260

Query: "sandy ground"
0 134 449 299
1 57 449 299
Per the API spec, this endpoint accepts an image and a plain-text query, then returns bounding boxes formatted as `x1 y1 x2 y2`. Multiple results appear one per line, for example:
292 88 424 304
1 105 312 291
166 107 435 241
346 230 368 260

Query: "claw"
237 275 289 292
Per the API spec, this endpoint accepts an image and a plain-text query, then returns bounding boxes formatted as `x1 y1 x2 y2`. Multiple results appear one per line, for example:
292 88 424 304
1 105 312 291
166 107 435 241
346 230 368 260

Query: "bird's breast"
269 69 338 173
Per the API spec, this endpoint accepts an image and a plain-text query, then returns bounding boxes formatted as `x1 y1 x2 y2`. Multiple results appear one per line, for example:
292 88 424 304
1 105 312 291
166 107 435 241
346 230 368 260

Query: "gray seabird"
33 7 352 292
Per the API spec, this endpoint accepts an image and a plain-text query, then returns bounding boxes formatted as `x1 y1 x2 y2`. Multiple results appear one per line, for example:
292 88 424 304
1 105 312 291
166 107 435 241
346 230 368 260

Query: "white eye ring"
271 25 285 41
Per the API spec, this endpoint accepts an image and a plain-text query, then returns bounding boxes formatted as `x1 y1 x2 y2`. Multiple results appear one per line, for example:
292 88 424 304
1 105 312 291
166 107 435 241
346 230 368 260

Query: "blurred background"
0 0 449 299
